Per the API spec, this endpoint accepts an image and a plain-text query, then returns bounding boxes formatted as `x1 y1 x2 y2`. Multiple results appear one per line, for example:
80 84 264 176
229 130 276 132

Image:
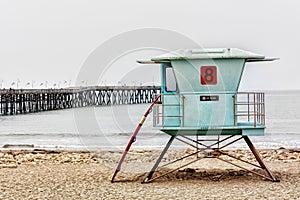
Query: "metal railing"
233 92 265 127
153 92 265 128
153 94 184 127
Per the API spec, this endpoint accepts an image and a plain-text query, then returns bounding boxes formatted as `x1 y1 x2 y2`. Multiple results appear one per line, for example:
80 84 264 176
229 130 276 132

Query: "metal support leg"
244 136 279 182
142 136 175 183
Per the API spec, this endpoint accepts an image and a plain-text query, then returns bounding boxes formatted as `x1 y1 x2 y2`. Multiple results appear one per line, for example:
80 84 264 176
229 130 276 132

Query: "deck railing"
153 94 184 127
233 92 265 127
153 92 265 128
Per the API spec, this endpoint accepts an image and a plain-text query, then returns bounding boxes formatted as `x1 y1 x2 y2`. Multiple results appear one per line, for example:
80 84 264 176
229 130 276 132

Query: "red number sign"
201 66 217 85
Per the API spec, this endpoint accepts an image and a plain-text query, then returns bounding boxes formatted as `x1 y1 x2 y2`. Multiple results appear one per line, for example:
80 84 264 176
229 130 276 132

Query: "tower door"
162 64 181 127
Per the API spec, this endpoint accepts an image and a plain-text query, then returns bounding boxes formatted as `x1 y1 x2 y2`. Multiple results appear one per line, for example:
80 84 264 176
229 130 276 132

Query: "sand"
0 149 300 199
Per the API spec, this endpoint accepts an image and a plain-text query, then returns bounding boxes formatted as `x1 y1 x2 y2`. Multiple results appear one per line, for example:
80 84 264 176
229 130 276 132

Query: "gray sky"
0 0 299 90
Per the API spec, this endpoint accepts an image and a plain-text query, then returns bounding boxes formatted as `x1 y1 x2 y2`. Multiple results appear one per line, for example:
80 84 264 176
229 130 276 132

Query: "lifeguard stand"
111 48 279 183
138 48 279 183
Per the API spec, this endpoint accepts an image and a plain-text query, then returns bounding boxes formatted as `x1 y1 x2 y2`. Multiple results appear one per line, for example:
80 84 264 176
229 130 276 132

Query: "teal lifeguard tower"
149 48 270 136
111 48 279 183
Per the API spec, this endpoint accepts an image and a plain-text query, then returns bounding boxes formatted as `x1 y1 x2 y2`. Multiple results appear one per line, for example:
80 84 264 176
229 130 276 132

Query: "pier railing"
0 86 160 115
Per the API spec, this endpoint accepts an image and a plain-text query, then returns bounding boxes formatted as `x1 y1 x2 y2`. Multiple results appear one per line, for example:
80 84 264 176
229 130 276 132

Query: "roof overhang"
246 58 279 62
136 59 161 64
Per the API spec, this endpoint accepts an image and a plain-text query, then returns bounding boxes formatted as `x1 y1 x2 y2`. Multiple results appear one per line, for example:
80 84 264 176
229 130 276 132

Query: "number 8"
201 66 217 85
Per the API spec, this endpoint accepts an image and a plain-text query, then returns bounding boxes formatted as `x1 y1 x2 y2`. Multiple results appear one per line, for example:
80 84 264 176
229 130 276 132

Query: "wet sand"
0 149 299 199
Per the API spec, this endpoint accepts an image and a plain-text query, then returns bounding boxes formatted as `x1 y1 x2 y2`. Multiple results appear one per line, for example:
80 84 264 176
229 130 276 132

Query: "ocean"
0 90 299 151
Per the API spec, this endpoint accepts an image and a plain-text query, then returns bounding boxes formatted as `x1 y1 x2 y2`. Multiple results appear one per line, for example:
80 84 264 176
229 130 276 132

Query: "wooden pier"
0 86 160 115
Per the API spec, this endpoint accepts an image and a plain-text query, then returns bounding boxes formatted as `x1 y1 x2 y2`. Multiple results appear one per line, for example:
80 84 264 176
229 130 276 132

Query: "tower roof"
137 48 278 64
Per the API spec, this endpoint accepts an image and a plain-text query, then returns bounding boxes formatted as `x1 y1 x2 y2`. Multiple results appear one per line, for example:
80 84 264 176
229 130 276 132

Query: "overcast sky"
0 0 299 90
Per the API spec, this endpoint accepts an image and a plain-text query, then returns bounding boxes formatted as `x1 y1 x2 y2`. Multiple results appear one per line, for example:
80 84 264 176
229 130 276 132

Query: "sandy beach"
0 148 299 199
